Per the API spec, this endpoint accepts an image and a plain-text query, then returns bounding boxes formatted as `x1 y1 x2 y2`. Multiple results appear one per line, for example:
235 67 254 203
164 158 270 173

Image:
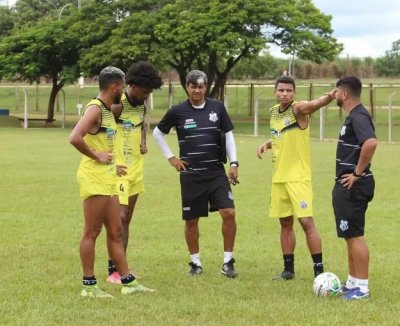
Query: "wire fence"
0 82 399 142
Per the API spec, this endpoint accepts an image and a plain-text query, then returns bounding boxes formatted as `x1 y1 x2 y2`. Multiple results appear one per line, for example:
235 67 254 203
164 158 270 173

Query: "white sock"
346 274 357 289
190 253 201 266
223 252 233 264
355 278 369 293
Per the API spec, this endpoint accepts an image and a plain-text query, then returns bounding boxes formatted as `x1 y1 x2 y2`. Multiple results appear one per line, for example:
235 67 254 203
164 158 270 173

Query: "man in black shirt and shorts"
153 70 239 278
332 76 378 300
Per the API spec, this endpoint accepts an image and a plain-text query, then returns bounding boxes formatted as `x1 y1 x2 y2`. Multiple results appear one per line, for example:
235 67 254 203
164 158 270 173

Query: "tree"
0 17 80 124
83 0 342 100
0 5 15 39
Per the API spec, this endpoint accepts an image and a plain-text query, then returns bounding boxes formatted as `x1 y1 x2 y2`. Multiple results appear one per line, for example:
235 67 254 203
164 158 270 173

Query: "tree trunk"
46 74 64 127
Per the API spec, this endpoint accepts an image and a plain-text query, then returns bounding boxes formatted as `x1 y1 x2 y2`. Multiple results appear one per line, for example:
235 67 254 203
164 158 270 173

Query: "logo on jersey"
284 118 291 127
339 219 349 232
340 126 347 136
183 207 191 211
299 200 308 209
209 111 218 123
184 118 197 129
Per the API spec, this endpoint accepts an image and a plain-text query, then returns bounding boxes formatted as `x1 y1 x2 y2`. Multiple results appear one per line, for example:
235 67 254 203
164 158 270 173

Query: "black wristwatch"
352 168 363 177
230 161 239 167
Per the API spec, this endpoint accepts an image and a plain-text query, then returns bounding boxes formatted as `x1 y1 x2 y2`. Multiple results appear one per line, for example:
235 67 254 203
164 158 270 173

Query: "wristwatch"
230 161 239 167
352 168 363 177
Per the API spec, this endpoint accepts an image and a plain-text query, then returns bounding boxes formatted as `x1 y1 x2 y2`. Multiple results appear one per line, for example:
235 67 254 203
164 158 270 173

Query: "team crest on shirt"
340 219 349 231
340 126 347 136
284 118 291 127
209 111 218 123
299 200 308 209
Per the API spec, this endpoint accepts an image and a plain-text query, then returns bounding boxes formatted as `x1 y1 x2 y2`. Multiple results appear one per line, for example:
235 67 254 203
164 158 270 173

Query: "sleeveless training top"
77 98 117 184
269 101 311 183
115 93 146 180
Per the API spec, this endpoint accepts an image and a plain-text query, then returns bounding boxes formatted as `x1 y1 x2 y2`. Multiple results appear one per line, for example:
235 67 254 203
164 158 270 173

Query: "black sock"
311 253 324 276
108 260 116 275
121 273 135 285
283 254 294 274
83 275 97 286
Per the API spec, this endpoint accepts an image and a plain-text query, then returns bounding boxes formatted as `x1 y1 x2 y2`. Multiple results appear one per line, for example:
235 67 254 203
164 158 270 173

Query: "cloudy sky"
5 0 400 58
271 0 400 58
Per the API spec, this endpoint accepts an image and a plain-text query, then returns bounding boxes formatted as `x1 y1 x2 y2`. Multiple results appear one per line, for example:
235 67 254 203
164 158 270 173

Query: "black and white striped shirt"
335 104 376 179
157 99 234 175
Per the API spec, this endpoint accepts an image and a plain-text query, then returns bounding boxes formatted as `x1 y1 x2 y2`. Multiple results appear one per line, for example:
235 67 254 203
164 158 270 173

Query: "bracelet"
230 161 239 167
352 168 363 177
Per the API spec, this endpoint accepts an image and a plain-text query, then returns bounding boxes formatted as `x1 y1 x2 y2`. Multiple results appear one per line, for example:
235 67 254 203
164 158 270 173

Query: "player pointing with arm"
257 75 336 280
153 70 239 278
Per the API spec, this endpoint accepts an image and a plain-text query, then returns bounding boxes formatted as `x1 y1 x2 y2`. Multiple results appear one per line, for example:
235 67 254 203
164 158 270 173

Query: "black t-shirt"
157 99 234 175
335 104 376 179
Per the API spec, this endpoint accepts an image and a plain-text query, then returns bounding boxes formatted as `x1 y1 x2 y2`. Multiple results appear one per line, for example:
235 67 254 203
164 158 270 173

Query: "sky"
5 0 400 59
270 0 400 59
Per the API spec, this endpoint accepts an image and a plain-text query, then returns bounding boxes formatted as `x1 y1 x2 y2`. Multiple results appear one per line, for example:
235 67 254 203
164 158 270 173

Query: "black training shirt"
335 104 376 179
157 99 234 175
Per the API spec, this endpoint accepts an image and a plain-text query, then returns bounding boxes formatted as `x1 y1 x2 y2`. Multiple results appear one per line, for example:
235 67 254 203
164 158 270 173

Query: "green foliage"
78 0 340 99
0 5 15 38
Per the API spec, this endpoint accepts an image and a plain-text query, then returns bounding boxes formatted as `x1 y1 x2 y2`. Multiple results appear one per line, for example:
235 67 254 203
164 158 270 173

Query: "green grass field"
0 127 399 325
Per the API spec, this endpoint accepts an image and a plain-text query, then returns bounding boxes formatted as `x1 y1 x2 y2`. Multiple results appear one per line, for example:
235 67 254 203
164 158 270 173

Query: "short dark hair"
98 66 125 90
275 75 296 90
125 61 163 90
336 76 362 97
186 70 208 86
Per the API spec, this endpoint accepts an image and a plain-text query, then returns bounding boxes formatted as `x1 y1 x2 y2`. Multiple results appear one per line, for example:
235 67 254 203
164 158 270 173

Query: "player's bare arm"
257 139 272 159
140 124 148 154
340 137 378 189
111 102 123 119
69 105 112 164
294 89 337 116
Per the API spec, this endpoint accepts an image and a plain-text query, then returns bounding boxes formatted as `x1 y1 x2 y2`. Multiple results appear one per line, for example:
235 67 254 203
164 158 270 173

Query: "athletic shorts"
332 177 375 238
116 175 144 206
77 177 118 200
269 181 313 218
180 173 234 220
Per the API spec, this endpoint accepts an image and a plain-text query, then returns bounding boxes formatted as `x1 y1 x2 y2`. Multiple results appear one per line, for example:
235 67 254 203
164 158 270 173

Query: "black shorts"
332 177 375 238
180 173 234 220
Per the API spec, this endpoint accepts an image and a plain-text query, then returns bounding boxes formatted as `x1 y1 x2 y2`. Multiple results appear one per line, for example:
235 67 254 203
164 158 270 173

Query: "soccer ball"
313 272 341 297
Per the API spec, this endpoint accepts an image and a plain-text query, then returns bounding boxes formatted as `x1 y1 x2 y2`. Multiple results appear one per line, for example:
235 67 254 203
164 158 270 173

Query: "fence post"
308 83 313 101
60 88 65 129
254 96 259 137
35 81 39 112
249 83 254 116
388 91 396 144
168 70 173 109
319 107 324 141
15 85 19 112
369 83 375 120
22 88 28 129
224 86 229 111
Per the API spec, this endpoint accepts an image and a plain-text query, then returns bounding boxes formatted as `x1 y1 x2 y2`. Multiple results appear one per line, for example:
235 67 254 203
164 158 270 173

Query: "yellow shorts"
77 177 118 200
269 181 313 218
117 174 144 206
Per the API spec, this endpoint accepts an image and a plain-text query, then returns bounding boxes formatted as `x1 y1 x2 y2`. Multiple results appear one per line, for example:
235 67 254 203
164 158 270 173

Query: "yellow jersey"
77 98 117 184
269 101 311 183
115 93 146 180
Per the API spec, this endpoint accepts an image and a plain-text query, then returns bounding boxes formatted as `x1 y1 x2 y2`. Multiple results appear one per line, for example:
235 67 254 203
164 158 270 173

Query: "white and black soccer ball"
313 272 341 297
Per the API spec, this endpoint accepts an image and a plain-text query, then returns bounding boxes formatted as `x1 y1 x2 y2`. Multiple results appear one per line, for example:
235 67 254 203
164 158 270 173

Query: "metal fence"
0 83 399 142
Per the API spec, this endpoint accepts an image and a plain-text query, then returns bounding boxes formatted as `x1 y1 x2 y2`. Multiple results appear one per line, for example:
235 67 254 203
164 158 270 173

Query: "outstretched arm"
294 89 337 116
